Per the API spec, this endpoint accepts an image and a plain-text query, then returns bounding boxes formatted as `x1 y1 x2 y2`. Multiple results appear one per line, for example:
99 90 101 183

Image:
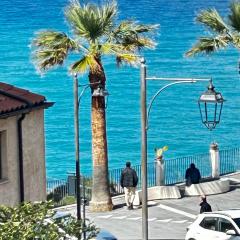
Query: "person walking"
185 163 201 186
120 161 138 210
200 195 212 213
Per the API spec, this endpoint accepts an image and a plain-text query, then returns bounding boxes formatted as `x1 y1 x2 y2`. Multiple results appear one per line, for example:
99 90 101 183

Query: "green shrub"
61 196 76 206
0 201 98 240
47 184 68 203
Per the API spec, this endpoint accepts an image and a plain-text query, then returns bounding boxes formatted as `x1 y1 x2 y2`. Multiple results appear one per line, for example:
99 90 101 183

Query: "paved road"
58 173 240 240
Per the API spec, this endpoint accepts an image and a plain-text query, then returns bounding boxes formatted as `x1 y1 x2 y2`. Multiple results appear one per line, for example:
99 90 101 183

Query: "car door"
197 217 220 240
217 217 240 240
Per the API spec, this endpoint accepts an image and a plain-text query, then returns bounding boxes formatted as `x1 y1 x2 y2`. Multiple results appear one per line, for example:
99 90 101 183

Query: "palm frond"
34 49 67 71
65 1 117 41
232 33 240 48
136 37 156 48
229 2 240 32
98 42 140 66
111 21 158 51
132 23 159 33
70 55 99 73
32 31 78 72
116 54 139 67
100 42 136 55
185 36 230 57
197 9 229 33
32 31 77 50
99 41 153 62
99 1 117 33
100 43 120 55
112 21 158 38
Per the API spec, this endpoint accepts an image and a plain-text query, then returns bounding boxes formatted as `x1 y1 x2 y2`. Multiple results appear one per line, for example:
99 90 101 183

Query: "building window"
0 131 7 180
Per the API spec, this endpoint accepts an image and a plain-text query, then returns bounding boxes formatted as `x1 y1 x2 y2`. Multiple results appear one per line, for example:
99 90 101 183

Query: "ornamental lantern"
198 80 225 131
92 85 109 97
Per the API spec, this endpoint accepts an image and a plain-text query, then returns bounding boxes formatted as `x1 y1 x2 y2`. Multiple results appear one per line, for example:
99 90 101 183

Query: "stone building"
0 82 53 206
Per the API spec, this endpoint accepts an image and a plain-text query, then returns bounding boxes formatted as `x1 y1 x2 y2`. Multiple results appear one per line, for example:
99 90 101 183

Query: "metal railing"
220 148 240 175
108 153 211 195
47 177 92 207
109 162 156 196
165 152 211 185
108 147 240 194
47 147 240 205
47 179 69 206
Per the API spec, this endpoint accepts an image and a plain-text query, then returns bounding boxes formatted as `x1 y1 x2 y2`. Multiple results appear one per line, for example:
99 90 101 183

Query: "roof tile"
0 82 47 115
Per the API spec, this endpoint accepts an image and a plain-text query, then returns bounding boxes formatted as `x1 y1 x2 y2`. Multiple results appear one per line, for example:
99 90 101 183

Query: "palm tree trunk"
89 66 113 212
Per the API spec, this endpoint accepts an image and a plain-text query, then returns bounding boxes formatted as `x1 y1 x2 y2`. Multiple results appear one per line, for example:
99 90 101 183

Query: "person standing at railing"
185 163 201 186
120 161 138 210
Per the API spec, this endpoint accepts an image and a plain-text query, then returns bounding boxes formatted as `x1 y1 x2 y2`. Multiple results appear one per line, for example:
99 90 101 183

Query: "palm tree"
186 1 240 59
31 0 158 212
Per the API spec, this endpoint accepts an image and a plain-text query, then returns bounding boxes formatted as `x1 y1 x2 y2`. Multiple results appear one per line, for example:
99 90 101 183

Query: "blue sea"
0 0 239 179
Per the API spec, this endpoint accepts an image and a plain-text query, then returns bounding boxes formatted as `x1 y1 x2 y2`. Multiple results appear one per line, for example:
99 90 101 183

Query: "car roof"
53 211 71 220
202 209 240 219
96 229 117 240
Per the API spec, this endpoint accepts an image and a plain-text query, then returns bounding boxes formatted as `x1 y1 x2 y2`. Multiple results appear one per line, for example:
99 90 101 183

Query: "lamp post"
140 58 224 240
73 74 81 221
73 74 109 223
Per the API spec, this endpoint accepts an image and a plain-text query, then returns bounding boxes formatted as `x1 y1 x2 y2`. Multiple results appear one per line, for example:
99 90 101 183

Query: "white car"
185 210 240 240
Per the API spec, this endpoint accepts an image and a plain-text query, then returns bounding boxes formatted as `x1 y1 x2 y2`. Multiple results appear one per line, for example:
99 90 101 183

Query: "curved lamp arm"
78 85 90 104
146 80 196 130
78 81 101 104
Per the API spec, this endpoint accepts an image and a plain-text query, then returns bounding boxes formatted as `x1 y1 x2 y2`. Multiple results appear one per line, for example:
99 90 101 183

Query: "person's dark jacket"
200 201 212 214
185 167 201 185
120 167 138 188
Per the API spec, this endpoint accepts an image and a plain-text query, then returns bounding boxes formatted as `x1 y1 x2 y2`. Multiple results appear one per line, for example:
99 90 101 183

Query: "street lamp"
198 80 225 131
73 74 109 222
140 58 224 240
92 85 109 97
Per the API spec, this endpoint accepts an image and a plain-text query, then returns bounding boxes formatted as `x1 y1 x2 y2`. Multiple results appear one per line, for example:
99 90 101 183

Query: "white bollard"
155 159 165 186
210 143 220 178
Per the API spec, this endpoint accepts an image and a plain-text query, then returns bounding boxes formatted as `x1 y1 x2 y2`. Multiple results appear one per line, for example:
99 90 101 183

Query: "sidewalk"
57 172 240 240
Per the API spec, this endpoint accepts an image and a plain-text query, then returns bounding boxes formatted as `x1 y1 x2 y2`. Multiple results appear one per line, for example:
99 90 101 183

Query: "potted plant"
154 146 168 186
154 146 169 162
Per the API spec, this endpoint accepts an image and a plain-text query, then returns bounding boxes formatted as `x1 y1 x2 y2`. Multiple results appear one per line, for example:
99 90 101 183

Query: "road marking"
95 214 191 224
97 215 113 219
158 204 197 219
148 201 157 205
172 220 188 223
112 216 127 219
148 218 157 222
128 217 141 220
157 219 172 223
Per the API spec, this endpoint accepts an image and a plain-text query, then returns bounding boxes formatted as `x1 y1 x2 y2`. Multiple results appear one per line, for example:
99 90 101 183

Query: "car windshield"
233 218 240 229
